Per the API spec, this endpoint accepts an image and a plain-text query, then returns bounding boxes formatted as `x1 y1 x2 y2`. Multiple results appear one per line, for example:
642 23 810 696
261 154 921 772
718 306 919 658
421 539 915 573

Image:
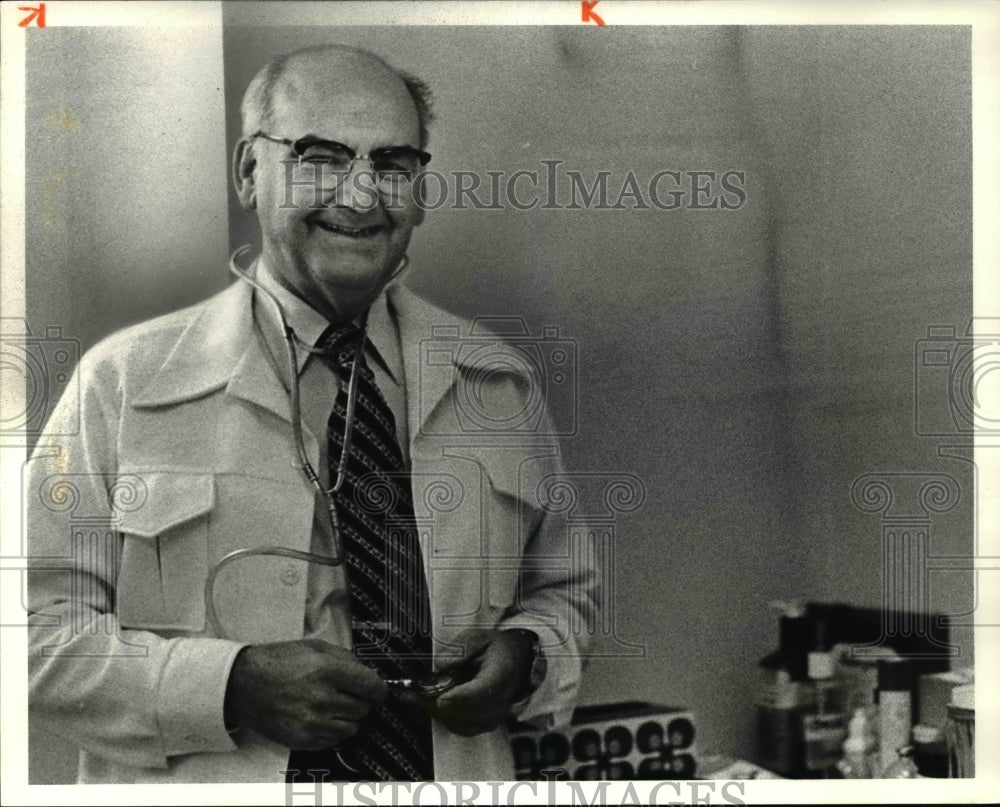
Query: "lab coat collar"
253 259 403 386
131 272 531 451
132 278 299 430
132 280 255 410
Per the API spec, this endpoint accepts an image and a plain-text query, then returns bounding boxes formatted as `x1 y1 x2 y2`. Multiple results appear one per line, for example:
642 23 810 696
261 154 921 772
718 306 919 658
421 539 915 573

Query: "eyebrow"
298 134 420 151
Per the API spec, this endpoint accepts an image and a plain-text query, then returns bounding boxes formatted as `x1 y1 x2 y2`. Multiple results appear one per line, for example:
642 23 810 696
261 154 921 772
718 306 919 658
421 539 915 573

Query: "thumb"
392 687 434 714
435 629 494 671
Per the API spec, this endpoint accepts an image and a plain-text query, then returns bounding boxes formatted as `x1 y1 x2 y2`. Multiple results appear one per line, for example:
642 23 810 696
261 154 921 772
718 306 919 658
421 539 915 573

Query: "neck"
316 288 378 326
258 256 383 326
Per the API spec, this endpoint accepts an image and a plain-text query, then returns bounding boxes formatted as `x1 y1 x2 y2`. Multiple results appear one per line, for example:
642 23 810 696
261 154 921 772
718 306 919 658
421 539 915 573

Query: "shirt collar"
254 257 403 384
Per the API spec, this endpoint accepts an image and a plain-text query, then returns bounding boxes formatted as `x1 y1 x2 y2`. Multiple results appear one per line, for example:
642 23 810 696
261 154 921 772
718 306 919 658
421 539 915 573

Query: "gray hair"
240 45 434 149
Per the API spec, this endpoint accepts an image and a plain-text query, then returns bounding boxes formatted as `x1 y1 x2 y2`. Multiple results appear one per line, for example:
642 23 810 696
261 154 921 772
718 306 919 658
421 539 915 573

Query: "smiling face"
234 49 425 323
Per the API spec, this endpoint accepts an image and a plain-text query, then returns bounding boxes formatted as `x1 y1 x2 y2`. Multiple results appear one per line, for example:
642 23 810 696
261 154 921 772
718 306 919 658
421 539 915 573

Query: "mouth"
313 220 384 239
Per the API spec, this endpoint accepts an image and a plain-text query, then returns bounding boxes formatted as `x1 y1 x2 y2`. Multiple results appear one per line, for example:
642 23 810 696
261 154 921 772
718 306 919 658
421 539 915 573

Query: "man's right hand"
223 638 388 750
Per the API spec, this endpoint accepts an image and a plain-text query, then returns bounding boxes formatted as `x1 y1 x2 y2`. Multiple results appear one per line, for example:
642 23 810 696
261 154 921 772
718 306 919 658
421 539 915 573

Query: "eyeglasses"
251 131 431 190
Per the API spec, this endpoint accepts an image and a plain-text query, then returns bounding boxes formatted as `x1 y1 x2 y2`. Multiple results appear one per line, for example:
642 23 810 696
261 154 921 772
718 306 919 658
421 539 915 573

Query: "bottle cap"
769 599 806 618
951 683 974 709
877 658 913 692
807 650 835 680
912 724 942 744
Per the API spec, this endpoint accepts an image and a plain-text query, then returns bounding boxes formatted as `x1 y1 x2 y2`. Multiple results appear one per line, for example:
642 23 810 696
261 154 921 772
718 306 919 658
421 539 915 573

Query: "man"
27 45 598 783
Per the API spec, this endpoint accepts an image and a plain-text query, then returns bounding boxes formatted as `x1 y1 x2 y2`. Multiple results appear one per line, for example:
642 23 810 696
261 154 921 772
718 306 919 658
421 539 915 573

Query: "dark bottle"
802 616 847 776
756 600 813 777
912 724 948 778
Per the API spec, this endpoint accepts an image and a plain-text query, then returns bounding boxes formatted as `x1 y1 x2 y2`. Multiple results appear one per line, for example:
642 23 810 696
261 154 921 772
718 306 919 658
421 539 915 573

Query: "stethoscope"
203 244 410 640
206 247 468 766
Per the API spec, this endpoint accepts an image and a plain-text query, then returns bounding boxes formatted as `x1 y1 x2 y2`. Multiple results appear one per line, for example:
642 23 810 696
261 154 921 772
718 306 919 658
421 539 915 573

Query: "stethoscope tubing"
206 245 370 639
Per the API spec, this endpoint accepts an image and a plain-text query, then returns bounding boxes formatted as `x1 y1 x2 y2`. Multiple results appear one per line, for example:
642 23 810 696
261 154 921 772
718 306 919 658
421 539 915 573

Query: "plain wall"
25 25 972 783
24 26 230 785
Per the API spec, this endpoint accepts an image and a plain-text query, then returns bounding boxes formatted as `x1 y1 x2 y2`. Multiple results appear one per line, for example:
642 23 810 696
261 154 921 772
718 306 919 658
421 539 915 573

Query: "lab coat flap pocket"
115 472 214 633
115 472 215 539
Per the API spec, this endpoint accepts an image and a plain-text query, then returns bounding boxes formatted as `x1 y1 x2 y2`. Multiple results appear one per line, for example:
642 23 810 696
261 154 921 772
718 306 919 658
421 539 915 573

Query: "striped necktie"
288 323 434 782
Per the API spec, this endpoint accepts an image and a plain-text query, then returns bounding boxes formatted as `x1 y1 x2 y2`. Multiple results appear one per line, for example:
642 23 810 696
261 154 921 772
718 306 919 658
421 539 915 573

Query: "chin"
311 258 398 293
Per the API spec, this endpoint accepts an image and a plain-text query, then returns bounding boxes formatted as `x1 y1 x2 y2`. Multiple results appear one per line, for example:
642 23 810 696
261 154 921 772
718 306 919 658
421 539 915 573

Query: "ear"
232 138 257 211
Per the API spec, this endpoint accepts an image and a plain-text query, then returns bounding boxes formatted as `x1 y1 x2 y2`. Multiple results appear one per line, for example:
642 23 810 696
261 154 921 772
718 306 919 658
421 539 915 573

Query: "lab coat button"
280 566 300 586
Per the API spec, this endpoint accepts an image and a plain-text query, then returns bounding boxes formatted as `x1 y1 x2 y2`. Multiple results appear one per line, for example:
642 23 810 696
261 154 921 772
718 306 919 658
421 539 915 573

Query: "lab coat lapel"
134 279 320 471
132 281 250 408
390 284 502 644
223 290 322 477
390 283 460 456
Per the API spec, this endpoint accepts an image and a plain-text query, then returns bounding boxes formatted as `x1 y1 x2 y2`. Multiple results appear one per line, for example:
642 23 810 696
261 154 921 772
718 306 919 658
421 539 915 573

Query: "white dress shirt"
253 259 411 645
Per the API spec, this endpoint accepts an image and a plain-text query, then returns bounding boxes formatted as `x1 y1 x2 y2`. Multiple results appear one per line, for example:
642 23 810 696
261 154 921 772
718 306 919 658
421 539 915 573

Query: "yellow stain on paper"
44 104 80 136
51 447 69 475
42 169 69 228
41 104 79 227
33 439 70 480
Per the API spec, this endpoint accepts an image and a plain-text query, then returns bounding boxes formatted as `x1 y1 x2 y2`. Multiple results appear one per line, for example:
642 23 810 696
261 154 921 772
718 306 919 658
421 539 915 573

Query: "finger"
297 718 361 750
390 687 436 715
436 709 500 738
320 659 389 703
440 644 510 705
320 692 376 721
434 649 469 673
434 682 488 718
435 631 493 671
322 718 362 744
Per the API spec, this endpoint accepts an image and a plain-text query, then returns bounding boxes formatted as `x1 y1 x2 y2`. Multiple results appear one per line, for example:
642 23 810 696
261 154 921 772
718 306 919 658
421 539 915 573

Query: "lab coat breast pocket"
115 472 214 633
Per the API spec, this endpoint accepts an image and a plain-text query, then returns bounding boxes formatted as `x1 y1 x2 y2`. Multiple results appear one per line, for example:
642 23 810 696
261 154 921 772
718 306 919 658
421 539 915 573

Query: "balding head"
240 45 434 149
232 44 431 325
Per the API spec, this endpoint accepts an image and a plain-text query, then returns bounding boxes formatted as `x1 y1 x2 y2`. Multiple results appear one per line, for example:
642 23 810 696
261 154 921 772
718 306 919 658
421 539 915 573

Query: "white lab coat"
27 278 599 783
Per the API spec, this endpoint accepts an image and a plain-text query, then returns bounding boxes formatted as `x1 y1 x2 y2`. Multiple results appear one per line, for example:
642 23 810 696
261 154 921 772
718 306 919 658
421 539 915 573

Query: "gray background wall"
26 25 973 783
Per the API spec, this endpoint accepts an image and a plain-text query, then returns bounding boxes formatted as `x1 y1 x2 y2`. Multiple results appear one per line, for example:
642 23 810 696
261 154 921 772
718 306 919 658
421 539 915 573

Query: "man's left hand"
403 628 535 737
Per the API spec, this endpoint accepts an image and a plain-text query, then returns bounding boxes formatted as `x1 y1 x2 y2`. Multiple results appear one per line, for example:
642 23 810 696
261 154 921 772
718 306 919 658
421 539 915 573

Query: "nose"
331 156 381 213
